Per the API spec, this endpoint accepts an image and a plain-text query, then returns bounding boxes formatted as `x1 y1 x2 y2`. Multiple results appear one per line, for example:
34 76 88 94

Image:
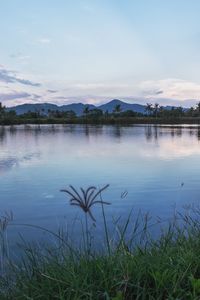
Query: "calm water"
1 124 200 246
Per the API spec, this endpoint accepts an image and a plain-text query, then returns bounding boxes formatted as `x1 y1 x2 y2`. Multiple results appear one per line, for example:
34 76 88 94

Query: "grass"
1 187 200 299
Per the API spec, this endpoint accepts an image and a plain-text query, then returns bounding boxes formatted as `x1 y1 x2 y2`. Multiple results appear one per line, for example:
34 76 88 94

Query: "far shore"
1 116 200 126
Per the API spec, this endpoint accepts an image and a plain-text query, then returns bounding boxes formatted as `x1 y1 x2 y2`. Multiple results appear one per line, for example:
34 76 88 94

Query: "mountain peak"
104 99 124 105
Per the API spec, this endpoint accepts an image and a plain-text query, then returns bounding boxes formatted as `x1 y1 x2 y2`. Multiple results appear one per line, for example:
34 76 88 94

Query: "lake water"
1 124 200 248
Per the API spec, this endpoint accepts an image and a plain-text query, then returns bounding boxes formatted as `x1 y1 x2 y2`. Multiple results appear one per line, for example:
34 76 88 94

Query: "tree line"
1 102 200 124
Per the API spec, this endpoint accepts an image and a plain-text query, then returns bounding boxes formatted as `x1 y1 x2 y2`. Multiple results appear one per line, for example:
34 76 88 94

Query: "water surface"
0 124 200 246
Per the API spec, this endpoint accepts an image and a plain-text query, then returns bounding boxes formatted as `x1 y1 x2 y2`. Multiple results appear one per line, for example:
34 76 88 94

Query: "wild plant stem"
100 193 111 256
85 213 89 256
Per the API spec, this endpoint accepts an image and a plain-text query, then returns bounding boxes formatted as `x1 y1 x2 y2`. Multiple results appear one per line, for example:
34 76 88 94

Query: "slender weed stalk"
99 191 111 256
0 211 13 274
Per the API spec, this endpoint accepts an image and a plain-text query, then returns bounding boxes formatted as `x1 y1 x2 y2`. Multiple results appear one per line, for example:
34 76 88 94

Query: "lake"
1 124 200 248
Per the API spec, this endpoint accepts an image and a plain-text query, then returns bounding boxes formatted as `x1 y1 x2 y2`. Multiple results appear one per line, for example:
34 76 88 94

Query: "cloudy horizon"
1 1 200 107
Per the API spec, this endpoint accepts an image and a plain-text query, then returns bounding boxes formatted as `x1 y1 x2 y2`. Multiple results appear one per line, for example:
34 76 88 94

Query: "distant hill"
6 99 182 116
6 102 96 116
98 99 146 113
6 103 58 115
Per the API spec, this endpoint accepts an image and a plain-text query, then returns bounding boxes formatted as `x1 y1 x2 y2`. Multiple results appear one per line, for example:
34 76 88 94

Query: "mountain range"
6 99 178 116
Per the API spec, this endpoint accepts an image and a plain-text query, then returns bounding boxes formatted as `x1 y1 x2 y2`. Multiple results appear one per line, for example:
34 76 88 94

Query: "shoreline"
1 116 200 125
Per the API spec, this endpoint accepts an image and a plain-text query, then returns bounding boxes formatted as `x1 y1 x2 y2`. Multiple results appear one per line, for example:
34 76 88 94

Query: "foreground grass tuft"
4 233 200 299
1 186 200 299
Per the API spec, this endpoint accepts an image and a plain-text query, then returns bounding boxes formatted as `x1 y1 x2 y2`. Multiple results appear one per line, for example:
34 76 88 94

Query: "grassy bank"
1 187 200 299
3 228 200 299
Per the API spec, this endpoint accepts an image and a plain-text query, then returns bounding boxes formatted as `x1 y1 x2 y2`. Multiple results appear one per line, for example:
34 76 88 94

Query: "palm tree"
113 104 121 114
35 109 40 117
0 102 5 117
159 105 164 114
189 106 195 117
145 103 153 115
154 103 160 119
196 102 200 114
177 106 183 117
83 106 90 117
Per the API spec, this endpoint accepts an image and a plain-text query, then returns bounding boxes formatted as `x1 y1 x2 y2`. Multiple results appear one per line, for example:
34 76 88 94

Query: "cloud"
139 79 200 100
0 92 31 101
38 38 51 44
141 137 200 160
10 53 31 61
2 71 200 108
32 94 41 99
0 91 43 106
0 152 40 174
141 88 164 96
0 90 42 103
0 67 41 87
57 79 199 102
47 89 57 93
155 90 163 95
60 83 136 98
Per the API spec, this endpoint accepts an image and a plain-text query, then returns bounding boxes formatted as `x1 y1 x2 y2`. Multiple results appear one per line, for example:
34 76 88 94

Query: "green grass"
3 225 200 300
1 188 200 299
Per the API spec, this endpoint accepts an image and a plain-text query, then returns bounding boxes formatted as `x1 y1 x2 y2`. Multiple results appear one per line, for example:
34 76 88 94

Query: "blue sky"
1 0 200 107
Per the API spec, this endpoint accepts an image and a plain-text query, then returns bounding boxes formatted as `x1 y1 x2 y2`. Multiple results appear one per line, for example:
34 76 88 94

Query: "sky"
1 0 200 107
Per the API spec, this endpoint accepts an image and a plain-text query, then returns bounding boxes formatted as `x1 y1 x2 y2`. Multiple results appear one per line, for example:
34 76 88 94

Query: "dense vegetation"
2 102 200 124
1 185 200 299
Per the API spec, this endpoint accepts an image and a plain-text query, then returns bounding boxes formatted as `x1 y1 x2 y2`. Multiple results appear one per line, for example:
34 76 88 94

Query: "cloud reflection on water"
0 124 200 175
0 152 41 174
